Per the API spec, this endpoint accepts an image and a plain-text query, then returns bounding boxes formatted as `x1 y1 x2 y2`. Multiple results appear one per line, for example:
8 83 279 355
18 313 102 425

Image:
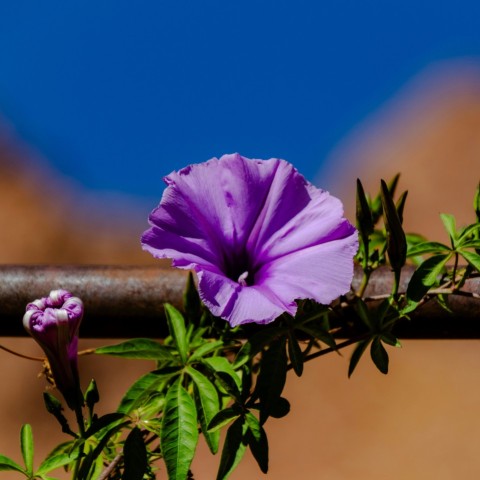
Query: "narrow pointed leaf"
370 337 389 374
188 340 223 362
0 455 25 473
123 427 148 480
20 424 34 474
214 371 242 402
407 241 450 257
165 304 188 364
245 412 269 474
216 417 247 480
348 339 371 378
474 182 480 221
356 178 374 242
95 338 175 361
233 328 282 368
460 250 480 272
37 442 78 475
440 213 457 243
255 337 288 424
161 379 199 480
187 366 221 454
208 406 242 432
287 332 303 377
395 190 408 224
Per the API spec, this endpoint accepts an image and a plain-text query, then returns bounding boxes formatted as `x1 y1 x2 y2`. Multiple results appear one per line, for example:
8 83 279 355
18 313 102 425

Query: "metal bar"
0 265 479 338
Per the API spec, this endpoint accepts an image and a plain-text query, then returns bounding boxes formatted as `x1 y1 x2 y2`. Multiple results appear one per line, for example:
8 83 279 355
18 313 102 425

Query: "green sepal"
161 378 199 480
43 392 75 436
356 178 374 247
123 427 148 480
165 304 189 365
371 173 400 223
84 379 100 419
94 338 175 361
395 190 408 225
381 179 407 271
20 424 34 475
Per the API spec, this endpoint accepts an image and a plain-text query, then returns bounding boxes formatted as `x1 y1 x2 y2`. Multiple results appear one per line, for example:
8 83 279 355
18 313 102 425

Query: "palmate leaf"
186 366 221 454
161 378 199 480
406 254 451 303
20 424 34 475
94 338 175 361
117 367 180 415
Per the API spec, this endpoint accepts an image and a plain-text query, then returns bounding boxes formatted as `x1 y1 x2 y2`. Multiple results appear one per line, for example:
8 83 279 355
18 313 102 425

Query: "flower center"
223 250 255 286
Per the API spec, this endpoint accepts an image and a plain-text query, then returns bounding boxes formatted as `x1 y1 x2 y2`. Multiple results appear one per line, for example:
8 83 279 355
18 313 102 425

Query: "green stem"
357 270 371 298
287 334 369 371
452 252 459 290
72 405 85 480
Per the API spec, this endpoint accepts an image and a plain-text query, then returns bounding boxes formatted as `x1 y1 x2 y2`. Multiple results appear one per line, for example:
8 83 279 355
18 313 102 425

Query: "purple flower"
23 290 83 410
142 153 358 327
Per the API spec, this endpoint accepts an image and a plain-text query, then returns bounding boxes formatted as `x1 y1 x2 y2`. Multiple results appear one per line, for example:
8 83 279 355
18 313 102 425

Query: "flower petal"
257 233 359 305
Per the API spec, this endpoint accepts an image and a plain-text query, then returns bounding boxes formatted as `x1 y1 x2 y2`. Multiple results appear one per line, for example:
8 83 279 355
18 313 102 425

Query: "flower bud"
23 290 84 410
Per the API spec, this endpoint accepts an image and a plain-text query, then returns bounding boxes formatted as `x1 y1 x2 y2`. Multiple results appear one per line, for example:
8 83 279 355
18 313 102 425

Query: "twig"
98 453 122 480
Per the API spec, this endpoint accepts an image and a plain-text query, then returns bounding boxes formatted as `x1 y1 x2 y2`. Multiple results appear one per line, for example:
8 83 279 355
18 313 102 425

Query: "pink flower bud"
23 290 83 410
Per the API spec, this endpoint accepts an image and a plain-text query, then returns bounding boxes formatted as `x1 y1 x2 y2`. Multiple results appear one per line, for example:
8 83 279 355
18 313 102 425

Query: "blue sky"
0 1 479 204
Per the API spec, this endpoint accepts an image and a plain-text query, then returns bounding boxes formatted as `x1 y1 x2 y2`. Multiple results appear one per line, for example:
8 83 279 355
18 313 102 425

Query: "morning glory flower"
23 290 84 410
142 153 358 327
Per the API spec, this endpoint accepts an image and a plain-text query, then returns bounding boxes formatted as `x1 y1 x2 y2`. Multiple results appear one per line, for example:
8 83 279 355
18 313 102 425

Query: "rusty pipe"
0 265 479 338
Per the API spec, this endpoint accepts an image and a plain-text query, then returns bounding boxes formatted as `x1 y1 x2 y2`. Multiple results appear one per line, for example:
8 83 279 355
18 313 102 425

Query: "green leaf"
165 304 189 364
440 213 457 244
216 417 248 480
123 427 148 480
43 392 74 436
381 179 407 271
37 442 78 475
406 254 451 303
458 222 480 242
117 367 180 415
460 250 480 272
214 372 242 402
255 337 288 424
370 337 389 374
20 424 34 475
188 340 223 362
407 241 450 257
296 323 337 350
84 413 125 439
268 397 291 419
95 338 175 361
348 339 371 378
202 356 242 391
287 332 303 377
207 406 242 432
0 454 26 473
245 412 269 474
186 366 221 454
354 298 375 331
381 332 401 348
233 328 281 368
161 379 199 480
84 379 100 419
